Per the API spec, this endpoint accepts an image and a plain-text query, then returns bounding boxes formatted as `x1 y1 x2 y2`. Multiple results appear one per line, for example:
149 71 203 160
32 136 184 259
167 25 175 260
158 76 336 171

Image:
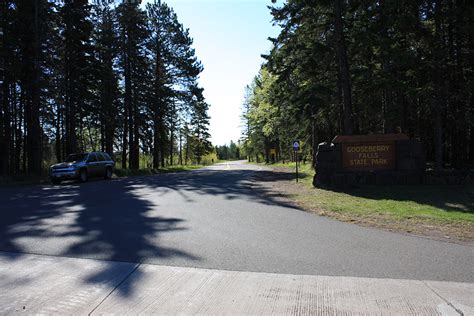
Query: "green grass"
300 185 474 223
271 161 314 185
256 161 474 225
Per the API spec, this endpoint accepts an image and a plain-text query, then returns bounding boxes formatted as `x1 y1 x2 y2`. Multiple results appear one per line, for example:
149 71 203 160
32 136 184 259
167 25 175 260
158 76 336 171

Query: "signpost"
270 148 277 163
293 140 300 183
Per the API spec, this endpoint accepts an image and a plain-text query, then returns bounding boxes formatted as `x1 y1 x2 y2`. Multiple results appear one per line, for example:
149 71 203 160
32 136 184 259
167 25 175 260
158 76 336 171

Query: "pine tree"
0 0 212 177
60 0 95 155
116 1 149 169
190 90 212 165
91 0 120 156
146 0 203 167
244 0 474 169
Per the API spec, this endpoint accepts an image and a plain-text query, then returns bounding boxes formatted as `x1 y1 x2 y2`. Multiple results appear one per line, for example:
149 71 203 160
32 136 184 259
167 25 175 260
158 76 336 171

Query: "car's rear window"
96 153 105 161
88 153 98 162
103 153 112 161
65 154 87 162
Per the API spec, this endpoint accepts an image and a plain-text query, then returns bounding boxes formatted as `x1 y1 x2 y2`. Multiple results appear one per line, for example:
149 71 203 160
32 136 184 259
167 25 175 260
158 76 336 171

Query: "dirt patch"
251 165 474 245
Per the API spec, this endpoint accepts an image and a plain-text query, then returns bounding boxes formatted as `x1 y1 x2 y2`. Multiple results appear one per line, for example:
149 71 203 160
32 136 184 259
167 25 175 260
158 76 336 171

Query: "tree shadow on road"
0 180 198 297
126 168 305 210
0 166 303 296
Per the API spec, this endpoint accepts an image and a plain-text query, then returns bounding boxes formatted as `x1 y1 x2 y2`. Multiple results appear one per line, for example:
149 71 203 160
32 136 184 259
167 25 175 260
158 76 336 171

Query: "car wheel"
79 169 88 182
104 167 112 180
51 179 61 185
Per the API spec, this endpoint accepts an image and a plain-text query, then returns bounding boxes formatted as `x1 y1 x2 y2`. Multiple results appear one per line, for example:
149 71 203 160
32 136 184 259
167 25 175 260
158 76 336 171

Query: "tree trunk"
311 117 318 170
169 132 173 165
178 129 183 165
132 98 139 169
125 49 134 168
0 0 5 174
153 119 160 169
159 130 165 167
55 103 62 162
122 103 128 169
379 2 395 134
64 10 77 156
105 121 114 156
433 0 444 171
15 87 23 173
28 0 42 175
184 128 190 165
169 113 174 166
1 77 11 175
333 0 354 135
469 93 474 164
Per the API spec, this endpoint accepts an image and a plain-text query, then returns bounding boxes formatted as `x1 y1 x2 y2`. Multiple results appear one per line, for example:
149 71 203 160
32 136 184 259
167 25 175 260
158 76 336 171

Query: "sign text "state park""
342 143 395 170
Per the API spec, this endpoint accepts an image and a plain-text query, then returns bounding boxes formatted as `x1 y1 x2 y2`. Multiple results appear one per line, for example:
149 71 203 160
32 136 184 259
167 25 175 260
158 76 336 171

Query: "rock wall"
313 136 430 188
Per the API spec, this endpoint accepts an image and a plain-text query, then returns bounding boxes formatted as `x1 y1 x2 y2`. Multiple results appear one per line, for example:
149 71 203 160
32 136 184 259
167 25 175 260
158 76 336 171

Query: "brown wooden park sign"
314 134 428 188
335 134 406 171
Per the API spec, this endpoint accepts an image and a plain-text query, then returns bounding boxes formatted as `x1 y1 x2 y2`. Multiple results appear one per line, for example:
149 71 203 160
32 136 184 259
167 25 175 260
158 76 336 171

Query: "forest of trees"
0 0 213 177
242 0 473 171
215 141 241 161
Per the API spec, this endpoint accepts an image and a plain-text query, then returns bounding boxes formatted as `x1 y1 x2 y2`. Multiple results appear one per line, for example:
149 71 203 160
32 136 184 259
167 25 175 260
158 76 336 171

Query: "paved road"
0 161 472 282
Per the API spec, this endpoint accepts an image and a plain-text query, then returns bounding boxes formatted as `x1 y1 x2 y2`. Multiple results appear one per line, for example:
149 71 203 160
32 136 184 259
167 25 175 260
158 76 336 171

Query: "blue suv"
49 152 115 184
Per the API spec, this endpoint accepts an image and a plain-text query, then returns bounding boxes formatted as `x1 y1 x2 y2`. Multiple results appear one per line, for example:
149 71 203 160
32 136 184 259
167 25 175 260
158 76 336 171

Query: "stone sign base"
314 170 473 189
314 134 473 189
314 134 427 189
423 170 474 185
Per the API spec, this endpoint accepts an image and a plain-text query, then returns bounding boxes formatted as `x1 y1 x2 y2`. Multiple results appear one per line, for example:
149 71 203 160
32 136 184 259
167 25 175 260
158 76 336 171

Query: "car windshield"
64 154 87 163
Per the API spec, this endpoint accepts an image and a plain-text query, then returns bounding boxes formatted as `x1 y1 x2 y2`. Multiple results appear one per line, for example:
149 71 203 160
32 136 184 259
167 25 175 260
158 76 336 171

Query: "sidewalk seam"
88 263 141 316
422 280 464 316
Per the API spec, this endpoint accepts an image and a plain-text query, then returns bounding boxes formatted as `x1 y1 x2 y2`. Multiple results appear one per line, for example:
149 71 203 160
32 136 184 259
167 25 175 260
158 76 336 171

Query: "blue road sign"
293 141 300 151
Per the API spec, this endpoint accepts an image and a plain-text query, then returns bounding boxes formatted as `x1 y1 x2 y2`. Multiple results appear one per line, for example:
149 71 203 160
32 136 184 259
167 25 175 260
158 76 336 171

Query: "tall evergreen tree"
146 0 203 168
244 0 473 170
0 0 213 178
91 0 119 156
190 90 212 165
117 1 149 169
60 0 94 155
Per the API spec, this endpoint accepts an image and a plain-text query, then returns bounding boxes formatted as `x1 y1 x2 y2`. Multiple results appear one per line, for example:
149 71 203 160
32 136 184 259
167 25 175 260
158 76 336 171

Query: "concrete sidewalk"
0 252 472 315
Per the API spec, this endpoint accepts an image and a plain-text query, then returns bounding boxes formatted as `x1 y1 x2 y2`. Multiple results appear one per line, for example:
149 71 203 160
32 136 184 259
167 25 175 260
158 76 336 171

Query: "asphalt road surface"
0 161 472 283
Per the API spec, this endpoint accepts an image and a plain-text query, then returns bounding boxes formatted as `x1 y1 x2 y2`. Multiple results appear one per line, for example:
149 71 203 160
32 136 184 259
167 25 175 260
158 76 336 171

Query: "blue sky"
143 0 281 146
